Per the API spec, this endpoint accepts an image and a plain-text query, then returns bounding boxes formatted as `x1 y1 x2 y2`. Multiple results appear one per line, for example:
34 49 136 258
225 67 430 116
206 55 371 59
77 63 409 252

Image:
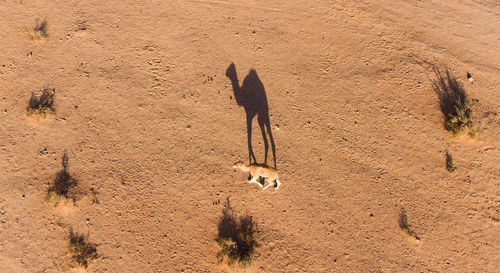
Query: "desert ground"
1 0 499 272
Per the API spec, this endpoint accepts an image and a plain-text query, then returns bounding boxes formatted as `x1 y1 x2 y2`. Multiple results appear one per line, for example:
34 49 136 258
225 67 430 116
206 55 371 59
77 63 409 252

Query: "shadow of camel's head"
226 63 237 79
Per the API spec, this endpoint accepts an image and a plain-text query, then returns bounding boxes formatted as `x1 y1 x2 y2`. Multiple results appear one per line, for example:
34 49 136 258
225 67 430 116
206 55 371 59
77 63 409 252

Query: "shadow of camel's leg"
262 178 273 190
249 176 263 187
247 116 257 164
274 179 280 190
265 120 277 168
258 117 269 166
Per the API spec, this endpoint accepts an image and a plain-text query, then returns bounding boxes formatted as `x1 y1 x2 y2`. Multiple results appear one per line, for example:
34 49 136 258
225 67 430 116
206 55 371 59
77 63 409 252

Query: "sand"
1 0 499 272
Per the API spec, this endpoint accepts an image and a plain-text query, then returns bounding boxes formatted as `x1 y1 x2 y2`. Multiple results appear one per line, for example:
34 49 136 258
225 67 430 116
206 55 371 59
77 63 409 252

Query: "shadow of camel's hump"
237 69 269 119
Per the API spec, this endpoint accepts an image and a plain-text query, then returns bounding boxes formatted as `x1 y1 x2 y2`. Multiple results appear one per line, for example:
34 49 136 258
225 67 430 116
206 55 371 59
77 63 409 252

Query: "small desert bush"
216 203 256 267
432 68 475 136
26 88 55 118
31 18 48 40
445 150 456 174
47 152 78 205
399 209 420 241
69 230 98 268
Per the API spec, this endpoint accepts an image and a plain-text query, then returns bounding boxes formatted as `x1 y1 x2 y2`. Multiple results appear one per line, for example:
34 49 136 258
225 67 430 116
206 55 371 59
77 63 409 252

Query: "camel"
233 162 280 190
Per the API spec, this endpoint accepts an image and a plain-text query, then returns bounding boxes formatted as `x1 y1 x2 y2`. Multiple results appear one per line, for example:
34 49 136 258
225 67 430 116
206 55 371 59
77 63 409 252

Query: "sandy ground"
1 0 499 272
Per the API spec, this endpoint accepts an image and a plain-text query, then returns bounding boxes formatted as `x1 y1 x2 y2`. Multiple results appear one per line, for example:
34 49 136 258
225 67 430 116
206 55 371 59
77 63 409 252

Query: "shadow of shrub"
26 88 55 117
69 229 98 268
216 200 257 267
47 152 79 205
432 68 475 136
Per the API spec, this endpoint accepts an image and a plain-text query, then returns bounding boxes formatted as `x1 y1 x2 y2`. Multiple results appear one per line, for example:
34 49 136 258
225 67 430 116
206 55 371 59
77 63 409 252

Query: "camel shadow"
226 63 276 169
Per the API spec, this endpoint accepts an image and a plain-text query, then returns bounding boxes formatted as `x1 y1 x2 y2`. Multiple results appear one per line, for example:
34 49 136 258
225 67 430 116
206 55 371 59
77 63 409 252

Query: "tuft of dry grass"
432 68 475 136
31 18 48 40
46 152 78 205
69 230 98 268
445 150 457 174
216 200 256 267
26 88 55 118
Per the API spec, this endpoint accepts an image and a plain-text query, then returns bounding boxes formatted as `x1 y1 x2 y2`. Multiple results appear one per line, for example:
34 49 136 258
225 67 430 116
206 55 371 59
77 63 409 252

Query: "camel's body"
233 162 280 190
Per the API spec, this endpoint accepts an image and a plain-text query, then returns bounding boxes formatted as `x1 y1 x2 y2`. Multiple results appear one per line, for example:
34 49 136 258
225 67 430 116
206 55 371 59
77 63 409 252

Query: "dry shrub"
399 209 420 241
47 152 78 205
432 68 475 136
26 88 55 118
31 18 48 40
69 230 98 268
216 201 256 267
445 150 456 174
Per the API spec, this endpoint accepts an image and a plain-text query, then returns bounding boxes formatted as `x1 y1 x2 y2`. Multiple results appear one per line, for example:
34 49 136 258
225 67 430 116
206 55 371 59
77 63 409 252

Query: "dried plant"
26 88 55 117
47 152 78 205
69 230 98 267
31 18 48 40
216 201 256 267
432 68 475 136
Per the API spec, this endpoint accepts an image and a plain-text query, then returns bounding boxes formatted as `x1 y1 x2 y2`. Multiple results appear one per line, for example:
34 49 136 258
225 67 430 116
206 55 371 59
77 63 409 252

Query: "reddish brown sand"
1 1 499 272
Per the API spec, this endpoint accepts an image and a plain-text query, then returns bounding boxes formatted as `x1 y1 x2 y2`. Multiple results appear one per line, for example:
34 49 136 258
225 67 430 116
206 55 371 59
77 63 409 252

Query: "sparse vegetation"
69 230 98 268
399 209 420 241
46 152 78 205
31 18 48 40
445 150 457 174
26 88 55 118
432 68 475 136
216 200 256 267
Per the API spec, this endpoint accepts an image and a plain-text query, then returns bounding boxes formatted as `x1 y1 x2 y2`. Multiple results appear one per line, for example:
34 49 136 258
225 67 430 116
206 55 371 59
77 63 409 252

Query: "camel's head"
233 161 244 169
